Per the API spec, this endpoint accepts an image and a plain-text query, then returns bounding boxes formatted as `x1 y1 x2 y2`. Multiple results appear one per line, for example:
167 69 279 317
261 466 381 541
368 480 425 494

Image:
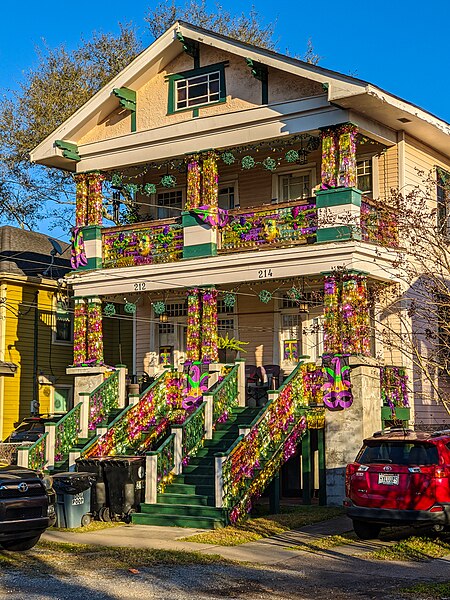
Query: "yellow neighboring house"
0 226 73 440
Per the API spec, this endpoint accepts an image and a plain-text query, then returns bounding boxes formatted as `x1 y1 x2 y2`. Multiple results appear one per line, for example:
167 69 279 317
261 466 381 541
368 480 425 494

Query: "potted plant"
217 333 248 363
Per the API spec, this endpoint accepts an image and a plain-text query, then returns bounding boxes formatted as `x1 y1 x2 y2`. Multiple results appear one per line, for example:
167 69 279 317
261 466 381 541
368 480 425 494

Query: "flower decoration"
221 151 235 165
263 157 277 171
124 302 137 314
104 303 116 317
223 292 236 310
241 155 255 170
160 175 176 188
259 290 272 304
285 149 299 163
152 301 166 316
143 183 157 196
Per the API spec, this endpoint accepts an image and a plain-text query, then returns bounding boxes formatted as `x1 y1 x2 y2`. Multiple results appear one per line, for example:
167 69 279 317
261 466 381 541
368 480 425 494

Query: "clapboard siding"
135 299 152 376
378 146 398 200
404 135 450 204
103 305 133 369
236 293 275 366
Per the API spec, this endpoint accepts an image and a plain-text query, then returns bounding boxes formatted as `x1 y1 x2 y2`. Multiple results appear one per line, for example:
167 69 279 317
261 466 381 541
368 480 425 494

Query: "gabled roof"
30 21 450 169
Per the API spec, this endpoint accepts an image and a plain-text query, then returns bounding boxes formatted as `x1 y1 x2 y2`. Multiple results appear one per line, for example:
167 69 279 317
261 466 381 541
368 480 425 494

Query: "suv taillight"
434 466 450 479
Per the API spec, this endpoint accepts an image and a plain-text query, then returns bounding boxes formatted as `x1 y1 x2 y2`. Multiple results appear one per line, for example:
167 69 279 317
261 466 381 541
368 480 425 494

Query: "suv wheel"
352 520 381 540
1 535 41 551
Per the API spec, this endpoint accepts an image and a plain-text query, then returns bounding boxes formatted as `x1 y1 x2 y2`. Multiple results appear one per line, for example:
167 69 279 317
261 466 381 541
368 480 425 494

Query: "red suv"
345 428 450 539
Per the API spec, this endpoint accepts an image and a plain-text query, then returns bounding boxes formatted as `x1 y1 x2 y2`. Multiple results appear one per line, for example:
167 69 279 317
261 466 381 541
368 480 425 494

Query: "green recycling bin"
52 472 96 528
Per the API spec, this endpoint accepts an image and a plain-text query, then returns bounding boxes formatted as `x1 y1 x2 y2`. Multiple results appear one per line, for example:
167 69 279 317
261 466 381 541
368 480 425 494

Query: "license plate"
378 473 399 485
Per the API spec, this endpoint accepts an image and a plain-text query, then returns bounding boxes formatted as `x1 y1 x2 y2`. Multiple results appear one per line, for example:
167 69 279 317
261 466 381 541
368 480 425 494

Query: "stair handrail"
215 361 308 521
83 370 183 458
203 364 240 438
145 433 176 503
17 434 48 471
86 369 120 431
172 401 206 472
52 402 83 465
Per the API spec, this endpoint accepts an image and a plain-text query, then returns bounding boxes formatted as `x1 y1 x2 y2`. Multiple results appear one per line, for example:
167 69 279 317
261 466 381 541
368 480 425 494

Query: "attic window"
167 62 227 115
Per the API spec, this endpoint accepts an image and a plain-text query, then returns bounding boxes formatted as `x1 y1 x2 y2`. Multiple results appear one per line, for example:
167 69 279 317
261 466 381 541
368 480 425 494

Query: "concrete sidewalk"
42 515 353 565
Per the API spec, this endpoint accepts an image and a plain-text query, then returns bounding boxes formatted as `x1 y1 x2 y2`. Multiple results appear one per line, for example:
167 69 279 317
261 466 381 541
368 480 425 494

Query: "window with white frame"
54 300 72 343
357 159 373 195
279 170 313 202
157 189 183 219
175 70 221 110
218 185 237 210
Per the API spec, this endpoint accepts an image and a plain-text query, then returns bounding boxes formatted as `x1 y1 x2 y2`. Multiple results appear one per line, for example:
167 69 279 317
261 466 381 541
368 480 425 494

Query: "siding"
378 146 398 200
404 135 450 205
103 304 133 369
236 293 275 366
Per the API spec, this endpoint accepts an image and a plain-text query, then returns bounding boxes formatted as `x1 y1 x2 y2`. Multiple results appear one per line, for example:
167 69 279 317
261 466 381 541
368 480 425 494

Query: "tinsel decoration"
73 299 87 365
287 286 302 301
124 302 137 314
87 172 105 226
186 289 201 363
201 152 219 210
186 155 201 210
124 183 139 197
263 157 277 171
201 288 218 363
241 156 255 170
223 292 236 310
104 303 116 317
143 183 157 196
338 124 358 187
380 366 409 409
87 298 103 364
111 173 123 188
152 301 166 316
285 149 299 163
160 175 177 188
221 152 235 165
321 130 338 188
323 275 341 354
75 174 89 227
259 290 272 304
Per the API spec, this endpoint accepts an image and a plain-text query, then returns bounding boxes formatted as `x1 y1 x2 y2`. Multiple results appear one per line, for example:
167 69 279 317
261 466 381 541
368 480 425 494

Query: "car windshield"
357 442 439 466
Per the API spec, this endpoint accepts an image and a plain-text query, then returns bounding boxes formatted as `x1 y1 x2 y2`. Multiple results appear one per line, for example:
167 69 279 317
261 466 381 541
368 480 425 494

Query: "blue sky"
1 0 449 240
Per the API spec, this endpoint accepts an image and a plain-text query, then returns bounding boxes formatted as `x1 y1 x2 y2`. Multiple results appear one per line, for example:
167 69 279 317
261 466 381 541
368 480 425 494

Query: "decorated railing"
380 365 410 423
84 370 183 458
4 441 34 468
54 403 82 463
360 198 399 247
215 362 308 522
87 370 120 430
145 433 176 503
212 364 239 424
102 219 183 269
173 402 206 467
219 199 317 253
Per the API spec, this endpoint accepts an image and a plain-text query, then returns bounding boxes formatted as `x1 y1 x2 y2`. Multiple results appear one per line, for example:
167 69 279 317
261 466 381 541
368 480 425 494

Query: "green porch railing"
88 370 120 431
215 362 308 522
212 364 239 425
172 402 206 469
145 433 176 503
360 198 399 247
16 434 48 471
54 403 82 464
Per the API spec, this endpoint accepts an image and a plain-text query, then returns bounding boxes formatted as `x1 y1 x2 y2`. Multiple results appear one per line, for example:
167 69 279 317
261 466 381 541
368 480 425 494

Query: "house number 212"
258 269 273 279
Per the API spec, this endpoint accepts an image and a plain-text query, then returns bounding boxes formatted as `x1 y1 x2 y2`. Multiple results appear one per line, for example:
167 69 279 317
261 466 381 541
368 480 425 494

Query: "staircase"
132 405 260 529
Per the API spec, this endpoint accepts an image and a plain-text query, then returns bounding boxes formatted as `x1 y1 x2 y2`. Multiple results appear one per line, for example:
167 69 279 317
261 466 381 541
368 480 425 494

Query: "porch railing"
215 361 308 522
172 402 206 469
145 433 176 503
102 218 183 269
53 403 82 464
360 198 399 247
87 370 120 431
219 199 317 253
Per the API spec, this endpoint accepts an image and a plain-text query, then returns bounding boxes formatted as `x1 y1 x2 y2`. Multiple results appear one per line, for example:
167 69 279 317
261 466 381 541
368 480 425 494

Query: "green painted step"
157 493 211 506
139 503 223 519
132 512 225 529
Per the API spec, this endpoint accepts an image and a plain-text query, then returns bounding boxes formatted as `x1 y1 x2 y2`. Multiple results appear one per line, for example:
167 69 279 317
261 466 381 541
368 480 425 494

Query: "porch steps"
132 406 260 529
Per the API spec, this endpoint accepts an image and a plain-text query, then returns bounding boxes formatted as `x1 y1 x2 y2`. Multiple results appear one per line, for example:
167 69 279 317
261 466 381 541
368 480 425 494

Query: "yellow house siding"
378 146 398 200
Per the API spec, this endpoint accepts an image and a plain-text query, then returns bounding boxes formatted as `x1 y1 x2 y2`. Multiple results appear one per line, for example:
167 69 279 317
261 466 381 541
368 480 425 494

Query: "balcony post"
72 172 104 271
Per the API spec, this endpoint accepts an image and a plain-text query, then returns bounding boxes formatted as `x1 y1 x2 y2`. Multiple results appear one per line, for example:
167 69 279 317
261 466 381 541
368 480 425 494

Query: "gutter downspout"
0 283 7 439
32 291 39 416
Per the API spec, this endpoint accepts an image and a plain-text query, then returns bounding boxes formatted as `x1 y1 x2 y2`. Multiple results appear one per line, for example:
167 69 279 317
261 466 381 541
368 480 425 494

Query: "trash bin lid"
52 471 96 494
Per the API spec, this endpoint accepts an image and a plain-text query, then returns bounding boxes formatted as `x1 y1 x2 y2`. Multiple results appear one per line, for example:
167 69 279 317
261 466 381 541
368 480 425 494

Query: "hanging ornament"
263 157 277 171
285 149 299 163
152 301 166 316
259 290 272 304
124 183 139 196
143 183 157 196
223 292 236 310
104 303 116 317
241 156 255 170
287 286 301 301
221 151 236 165
111 173 123 188
160 175 176 188
124 302 137 314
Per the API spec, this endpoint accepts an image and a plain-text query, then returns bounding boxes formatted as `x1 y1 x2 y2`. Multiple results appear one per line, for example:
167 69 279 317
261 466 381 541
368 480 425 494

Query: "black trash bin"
52 472 96 529
76 457 110 521
102 457 146 522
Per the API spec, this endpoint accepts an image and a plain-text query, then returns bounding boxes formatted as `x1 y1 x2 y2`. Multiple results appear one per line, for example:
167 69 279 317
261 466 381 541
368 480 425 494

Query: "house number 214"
258 269 273 279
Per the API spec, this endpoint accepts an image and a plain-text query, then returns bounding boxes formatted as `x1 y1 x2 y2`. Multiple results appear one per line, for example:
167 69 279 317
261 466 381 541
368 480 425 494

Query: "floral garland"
338 124 358 188
380 366 409 409
186 289 201 363
320 129 338 188
186 156 201 210
75 174 89 227
73 300 87 365
201 288 218 363
87 172 105 226
87 299 103 364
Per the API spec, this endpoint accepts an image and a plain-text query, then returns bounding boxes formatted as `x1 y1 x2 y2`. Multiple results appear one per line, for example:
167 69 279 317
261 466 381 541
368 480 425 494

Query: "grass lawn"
368 535 450 562
286 532 356 552
180 505 345 546
50 521 125 534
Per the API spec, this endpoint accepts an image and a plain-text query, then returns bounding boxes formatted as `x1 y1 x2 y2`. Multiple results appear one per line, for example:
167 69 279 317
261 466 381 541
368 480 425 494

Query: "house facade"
29 23 450 505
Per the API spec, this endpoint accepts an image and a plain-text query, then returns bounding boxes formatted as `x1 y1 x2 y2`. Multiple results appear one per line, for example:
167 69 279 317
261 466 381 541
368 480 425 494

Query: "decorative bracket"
245 58 268 104
55 140 80 162
112 87 137 132
176 32 200 67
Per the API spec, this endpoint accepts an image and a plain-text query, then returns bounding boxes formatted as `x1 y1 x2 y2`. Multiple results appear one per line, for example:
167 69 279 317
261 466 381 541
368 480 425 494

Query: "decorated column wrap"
201 151 219 212
86 297 104 364
73 298 88 365
87 172 105 226
75 174 89 227
201 288 218 363
337 124 357 188
186 155 201 210
186 289 201 363
323 273 370 356
320 129 338 188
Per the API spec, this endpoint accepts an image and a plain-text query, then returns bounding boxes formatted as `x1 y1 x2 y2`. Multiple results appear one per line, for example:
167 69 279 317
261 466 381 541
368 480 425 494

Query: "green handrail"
54 403 82 463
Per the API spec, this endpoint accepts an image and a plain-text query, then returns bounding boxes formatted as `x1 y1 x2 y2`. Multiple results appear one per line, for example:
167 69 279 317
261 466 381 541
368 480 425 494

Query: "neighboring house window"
279 170 313 202
55 300 72 343
157 189 183 219
167 63 227 114
357 159 373 195
54 386 72 413
218 185 237 210
437 168 450 236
